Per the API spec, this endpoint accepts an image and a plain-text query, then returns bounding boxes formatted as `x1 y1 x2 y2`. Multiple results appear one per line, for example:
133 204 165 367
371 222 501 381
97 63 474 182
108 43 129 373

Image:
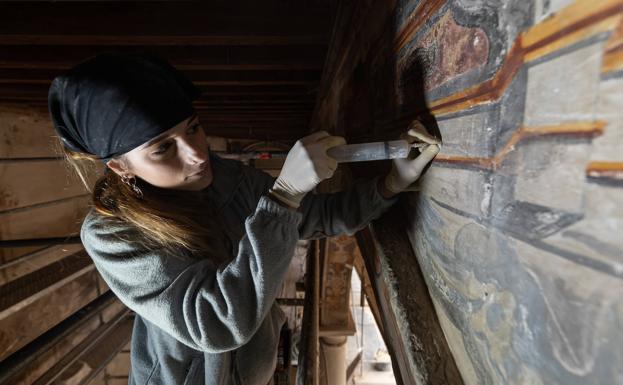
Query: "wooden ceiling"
0 1 336 142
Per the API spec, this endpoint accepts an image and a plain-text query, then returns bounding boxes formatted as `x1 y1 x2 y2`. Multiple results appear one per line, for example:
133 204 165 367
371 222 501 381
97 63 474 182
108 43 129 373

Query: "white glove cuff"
268 187 304 209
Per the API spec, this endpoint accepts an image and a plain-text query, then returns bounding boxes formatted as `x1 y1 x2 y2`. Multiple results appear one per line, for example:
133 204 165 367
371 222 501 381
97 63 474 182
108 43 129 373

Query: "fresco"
313 0 623 383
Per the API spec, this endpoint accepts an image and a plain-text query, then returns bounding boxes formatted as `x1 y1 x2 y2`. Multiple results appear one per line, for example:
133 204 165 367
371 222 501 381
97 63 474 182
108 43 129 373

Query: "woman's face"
107 115 213 191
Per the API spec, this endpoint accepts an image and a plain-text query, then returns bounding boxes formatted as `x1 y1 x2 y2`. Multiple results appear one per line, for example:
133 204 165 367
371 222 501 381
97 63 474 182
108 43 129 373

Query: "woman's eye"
187 124 200 134
153 142 171 155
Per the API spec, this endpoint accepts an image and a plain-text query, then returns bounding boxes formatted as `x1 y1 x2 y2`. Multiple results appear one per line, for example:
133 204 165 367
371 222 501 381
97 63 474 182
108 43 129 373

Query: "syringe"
326 140 429 163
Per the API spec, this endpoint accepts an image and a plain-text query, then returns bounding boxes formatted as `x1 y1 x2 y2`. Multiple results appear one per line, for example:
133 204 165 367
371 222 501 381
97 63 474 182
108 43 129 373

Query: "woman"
48 53 439 385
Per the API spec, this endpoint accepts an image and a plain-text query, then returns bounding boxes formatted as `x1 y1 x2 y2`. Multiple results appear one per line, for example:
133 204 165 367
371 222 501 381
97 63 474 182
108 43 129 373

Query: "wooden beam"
355 228 415 385
357 203 465 385
0 3 333 46
198 85 317 96
0 45 327 71
202 130 306 141
297 240 320 385
0 251 100 361
0 293 120 385
197 95 315 103
197 106 313 111
0 246 48 268
0 105 59 159
0 236 81 249
202 113 310 118
0 195 91 241
0 84 319 104
0 159 95 212
0 68 322 85
31 308 133 385
0 243 83 286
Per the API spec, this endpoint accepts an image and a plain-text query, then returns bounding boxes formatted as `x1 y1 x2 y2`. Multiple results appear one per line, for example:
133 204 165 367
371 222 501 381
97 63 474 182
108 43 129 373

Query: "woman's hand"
270 131 346 208
384 121 441 194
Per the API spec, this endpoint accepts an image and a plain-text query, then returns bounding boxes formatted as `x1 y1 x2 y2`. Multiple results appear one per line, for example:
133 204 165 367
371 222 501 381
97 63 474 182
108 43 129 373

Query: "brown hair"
58 142 231 264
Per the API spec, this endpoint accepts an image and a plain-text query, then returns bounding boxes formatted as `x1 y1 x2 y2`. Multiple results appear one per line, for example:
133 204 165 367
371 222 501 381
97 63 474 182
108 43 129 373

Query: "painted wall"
312 0 623 384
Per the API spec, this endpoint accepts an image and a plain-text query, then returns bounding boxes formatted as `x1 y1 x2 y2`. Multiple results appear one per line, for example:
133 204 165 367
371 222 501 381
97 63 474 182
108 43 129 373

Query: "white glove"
270 131 346 208
384 121 441 194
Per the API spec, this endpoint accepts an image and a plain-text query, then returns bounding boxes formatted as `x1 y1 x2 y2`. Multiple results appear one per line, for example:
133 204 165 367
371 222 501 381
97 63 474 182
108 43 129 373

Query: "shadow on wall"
344 22 442 181
329 4 461 385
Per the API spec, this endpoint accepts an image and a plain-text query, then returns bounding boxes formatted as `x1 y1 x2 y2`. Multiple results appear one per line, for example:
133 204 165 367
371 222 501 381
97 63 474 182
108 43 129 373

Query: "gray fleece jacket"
80 152 399 385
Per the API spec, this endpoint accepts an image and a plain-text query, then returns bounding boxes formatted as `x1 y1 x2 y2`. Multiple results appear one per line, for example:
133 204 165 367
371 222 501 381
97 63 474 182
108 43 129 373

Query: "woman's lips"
188 160 210 178
189 168 205 177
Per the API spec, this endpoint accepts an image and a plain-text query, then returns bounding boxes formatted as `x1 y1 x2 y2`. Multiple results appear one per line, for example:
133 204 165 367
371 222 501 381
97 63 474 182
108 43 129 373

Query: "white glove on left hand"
270 131 346 208
384 121 441 193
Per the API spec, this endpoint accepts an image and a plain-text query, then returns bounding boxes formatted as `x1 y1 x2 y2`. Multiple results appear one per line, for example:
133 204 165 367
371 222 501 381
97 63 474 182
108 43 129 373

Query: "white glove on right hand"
270 131 346 208
384 121 441 193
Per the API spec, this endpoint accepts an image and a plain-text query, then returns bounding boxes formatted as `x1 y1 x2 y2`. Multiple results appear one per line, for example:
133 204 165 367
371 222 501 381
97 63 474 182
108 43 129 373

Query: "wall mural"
313 0 623 383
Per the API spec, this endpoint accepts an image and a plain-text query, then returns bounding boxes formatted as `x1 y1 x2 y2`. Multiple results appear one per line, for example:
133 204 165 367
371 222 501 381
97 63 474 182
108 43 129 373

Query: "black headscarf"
48 52 201 164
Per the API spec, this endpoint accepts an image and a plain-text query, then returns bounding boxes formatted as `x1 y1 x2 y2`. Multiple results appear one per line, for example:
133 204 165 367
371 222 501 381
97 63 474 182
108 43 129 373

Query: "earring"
121 174 143 198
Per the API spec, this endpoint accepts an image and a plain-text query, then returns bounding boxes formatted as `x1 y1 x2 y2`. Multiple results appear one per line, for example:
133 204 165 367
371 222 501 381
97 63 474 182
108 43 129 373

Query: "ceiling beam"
0 69 321 86
0 3 333 46
0 45 327 71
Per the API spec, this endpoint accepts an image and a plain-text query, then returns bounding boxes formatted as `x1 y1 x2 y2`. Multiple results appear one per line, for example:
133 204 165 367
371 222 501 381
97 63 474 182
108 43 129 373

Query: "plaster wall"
312 1 623 384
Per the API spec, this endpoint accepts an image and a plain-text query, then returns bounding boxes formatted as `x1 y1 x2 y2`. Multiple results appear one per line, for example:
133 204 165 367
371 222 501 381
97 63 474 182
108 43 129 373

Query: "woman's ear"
106 157 132 177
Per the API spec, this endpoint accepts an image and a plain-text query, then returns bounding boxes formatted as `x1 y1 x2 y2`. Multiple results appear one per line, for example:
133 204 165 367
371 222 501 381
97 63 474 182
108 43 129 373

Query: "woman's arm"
296 174 400 239
244 165 399 240
80 196 301 353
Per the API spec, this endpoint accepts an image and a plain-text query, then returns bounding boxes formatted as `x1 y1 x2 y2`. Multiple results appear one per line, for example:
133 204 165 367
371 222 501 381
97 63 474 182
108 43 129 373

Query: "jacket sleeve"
297 175 400 239
243 165 400 240
80 196 302 353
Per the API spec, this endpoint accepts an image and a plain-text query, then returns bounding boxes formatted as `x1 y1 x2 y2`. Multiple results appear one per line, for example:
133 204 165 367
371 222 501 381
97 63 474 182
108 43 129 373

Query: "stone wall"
312 0 623 384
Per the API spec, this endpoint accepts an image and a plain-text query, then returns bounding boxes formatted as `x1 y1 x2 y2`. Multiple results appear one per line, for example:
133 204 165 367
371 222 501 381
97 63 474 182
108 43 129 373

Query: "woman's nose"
181 138 208 164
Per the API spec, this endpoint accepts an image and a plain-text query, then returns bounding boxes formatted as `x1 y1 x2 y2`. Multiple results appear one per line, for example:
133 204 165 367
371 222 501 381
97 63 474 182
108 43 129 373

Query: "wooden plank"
105 351 131 377
355 228 416 385
96 271 110 296
197 105 314 110
0 159 95 212
0 266 99 361
202 115 310 121
0 195 91 241
297 240 320 385
198 85 317 95
0 84 317 102
88 370 107 385
0 33 328 49
107 379 130 385
32 312 133 385
0 243 84 286
356 217 465 385
206 130 304 141
352 251 384 336
100 297 128 324
319 235 356 332
0 45 327 71
1 295 119 385
0 68 322 86
0 105 59 159
0 3 332 46
10 316 102 385
0 245 47 265
0 251 93 318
